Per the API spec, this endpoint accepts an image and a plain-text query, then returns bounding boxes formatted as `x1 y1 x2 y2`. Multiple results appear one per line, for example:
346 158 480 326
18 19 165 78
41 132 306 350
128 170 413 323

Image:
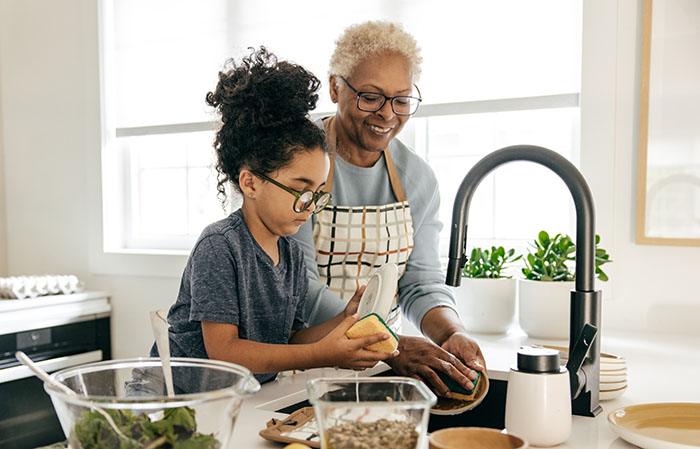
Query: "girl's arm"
290 285 365 344
202 313 394 373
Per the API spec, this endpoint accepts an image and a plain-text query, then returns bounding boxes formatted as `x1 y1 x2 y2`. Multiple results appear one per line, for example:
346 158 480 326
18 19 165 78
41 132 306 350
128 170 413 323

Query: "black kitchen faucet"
445 145 603 417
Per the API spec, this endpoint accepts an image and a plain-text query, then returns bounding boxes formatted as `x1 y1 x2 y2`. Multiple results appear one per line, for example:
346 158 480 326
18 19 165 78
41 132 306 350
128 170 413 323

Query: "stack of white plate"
540 344 628 401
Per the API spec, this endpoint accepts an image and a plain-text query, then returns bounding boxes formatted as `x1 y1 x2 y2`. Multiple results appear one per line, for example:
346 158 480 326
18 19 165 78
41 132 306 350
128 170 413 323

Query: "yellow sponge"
345 313 399 353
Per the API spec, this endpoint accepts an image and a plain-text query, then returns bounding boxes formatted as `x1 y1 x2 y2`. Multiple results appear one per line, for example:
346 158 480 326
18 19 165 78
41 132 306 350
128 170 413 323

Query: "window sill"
88 247 188 278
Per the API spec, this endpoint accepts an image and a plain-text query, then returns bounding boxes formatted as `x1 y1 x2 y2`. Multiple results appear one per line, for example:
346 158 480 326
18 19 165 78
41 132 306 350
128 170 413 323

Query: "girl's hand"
316 313 398 370
342 286 365 319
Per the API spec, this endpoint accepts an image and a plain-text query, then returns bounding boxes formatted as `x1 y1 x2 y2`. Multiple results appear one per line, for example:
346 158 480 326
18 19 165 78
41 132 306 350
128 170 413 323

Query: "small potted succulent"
518 231 611 340
455 246 522 334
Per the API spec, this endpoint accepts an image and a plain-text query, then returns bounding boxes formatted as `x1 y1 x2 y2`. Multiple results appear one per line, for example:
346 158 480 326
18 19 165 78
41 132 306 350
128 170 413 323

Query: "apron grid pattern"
313 116 415 331
314 202 414 300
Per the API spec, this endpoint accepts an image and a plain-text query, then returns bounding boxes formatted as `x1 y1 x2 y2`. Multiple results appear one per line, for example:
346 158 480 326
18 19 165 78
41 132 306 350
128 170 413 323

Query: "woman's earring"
248 193 254 198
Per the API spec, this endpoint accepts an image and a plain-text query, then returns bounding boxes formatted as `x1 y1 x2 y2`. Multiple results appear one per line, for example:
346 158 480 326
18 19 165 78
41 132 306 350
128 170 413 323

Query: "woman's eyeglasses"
339 77 422 116
252 172 332 214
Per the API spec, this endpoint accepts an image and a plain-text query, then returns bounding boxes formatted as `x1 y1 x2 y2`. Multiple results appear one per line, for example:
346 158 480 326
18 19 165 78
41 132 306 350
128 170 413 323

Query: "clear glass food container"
307 376 437 449
44 357 260 449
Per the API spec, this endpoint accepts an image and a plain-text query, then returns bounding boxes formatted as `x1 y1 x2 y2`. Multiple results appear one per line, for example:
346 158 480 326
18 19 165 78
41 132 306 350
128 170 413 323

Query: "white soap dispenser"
505 346 572 447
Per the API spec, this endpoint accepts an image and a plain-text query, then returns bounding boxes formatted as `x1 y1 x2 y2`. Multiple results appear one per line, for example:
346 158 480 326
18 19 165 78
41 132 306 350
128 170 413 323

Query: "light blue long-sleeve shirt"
290 118 457 330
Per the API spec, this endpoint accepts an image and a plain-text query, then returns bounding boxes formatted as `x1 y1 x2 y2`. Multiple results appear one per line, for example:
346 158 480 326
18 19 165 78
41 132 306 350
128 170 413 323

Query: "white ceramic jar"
454 277 517 334
517 279 574 340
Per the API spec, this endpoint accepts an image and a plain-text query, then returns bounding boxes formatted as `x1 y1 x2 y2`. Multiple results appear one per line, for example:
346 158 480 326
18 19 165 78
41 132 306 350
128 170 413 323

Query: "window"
409 106 580 255
100 0 582 256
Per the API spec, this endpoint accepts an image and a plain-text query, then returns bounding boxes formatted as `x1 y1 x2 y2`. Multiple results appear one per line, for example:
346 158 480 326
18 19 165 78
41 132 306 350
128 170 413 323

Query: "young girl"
152 48 396 384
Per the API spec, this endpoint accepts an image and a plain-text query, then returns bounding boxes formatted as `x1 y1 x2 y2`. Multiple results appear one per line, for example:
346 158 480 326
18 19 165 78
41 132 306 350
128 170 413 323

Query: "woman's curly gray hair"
329 21 422 81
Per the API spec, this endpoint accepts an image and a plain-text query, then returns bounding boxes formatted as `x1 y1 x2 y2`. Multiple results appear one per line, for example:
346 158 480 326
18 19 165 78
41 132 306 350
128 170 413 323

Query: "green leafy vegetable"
73 406 220 449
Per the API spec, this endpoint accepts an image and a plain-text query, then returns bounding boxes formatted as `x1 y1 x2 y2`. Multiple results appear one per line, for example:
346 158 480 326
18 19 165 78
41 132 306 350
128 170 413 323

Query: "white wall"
603 0 700 335
0 0 697 361
581 0 700 336
0 0 180 357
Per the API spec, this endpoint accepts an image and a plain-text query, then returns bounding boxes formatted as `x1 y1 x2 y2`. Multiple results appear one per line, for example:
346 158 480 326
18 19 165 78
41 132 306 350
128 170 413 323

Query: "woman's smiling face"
332 51 414 158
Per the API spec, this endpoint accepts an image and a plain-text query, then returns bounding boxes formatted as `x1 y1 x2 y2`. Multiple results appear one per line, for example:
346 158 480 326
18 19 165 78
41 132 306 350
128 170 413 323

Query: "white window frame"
407 94 581 259
89 0 616 283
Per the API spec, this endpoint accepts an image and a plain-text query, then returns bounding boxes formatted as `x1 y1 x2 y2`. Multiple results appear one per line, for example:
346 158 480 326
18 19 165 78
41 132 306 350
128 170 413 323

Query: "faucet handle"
446 252 469 286
566 323 598 398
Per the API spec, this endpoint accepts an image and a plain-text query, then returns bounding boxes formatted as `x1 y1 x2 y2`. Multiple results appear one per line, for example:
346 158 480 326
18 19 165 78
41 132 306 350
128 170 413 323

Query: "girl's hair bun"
206 47 328 206
206 47 321 130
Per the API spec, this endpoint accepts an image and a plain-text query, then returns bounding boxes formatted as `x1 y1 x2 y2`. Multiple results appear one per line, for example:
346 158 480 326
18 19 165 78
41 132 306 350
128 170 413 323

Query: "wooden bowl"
429 427 528 449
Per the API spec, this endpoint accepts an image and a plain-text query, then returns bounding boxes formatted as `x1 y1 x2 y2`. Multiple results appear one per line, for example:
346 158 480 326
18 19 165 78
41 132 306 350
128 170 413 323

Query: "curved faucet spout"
446 145 602 417
446 145 595 291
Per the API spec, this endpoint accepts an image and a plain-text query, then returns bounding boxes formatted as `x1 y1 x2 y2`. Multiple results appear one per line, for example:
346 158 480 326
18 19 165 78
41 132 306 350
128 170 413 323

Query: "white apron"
313 117 414 331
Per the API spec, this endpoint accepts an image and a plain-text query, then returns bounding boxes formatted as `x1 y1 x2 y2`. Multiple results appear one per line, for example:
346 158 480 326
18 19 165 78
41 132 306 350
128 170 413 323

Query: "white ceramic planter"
454 277 516 334
518 279 574 340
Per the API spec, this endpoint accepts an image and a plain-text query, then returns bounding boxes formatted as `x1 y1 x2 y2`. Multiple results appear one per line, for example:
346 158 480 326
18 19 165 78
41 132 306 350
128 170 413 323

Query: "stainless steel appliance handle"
0 350 103 383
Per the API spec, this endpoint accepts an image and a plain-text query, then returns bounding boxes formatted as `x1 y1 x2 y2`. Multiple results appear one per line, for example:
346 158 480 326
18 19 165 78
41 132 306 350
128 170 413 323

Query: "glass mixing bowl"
307 376 437 449
44 357 260 449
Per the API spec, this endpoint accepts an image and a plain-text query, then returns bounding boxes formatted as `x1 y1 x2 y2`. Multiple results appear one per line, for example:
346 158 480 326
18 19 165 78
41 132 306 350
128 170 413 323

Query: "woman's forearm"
420 306 467 346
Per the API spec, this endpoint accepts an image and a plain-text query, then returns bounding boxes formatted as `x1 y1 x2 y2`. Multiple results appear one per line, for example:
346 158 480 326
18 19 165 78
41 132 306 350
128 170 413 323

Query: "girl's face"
253 147 330 237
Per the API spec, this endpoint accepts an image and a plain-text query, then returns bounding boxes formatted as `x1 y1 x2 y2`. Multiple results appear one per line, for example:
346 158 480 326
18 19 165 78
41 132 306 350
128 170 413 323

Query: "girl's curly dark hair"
205 47 328 205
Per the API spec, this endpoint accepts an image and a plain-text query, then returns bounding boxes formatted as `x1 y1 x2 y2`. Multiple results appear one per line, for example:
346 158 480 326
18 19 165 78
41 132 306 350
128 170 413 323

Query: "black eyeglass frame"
339 76 422 116
251 171 332 214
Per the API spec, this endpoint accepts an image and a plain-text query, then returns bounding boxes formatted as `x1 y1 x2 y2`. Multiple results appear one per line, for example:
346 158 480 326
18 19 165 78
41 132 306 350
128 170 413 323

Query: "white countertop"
0 291 111 334
232 328 700 448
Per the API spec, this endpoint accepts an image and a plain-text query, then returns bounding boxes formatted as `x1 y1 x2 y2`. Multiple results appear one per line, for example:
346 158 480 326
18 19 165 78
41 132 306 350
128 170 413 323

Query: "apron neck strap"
323 116 407 203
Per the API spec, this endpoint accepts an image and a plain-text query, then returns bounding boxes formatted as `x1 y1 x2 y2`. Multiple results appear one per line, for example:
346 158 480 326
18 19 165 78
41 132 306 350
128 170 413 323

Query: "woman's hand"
384 335 484 398
441 331 486 373
315 313 398 370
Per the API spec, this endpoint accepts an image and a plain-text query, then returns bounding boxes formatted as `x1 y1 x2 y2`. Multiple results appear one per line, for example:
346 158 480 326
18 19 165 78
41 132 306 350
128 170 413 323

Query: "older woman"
292 21 485 396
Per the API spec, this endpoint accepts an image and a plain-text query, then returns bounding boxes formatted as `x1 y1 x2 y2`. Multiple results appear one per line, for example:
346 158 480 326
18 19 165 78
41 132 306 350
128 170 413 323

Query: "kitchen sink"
427 377 506 431
272 369 507 431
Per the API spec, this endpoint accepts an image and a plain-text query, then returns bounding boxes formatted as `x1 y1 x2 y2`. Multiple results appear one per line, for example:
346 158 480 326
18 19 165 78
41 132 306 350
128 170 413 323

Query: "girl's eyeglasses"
252 171 332 214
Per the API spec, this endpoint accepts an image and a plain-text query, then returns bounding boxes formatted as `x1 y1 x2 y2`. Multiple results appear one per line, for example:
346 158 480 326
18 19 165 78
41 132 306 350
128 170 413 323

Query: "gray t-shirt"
151 209 308 384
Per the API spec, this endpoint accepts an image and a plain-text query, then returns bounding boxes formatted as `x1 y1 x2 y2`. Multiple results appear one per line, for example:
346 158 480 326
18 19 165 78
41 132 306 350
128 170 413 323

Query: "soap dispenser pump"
505 346 572 447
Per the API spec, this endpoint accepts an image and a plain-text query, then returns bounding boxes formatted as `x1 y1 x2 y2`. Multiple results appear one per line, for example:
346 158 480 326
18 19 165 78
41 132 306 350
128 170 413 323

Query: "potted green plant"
518 231 611 340
454 246 522 334
464 246 522 279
